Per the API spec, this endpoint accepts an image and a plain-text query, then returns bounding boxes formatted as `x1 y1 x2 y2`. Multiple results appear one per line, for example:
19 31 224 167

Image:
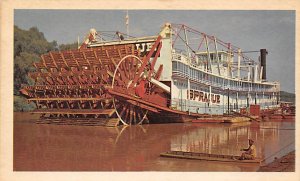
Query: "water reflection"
170 122 295 163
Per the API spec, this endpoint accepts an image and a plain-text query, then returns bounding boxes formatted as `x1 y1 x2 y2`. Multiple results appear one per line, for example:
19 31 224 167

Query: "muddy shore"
258 151 295 172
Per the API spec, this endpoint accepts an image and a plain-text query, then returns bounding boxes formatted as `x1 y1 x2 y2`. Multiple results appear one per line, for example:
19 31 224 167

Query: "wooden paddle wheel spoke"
124 58 137 87
122 59 130 77
115 103 122 110
126 59 132 80
119 103 128 117
123 105 130 122
137 109 144 123
126 60 135 82
113 73 125 87
129 105 134 125
117 63 129 85
125 59 132 80
133 109 137 124
134 61 140 78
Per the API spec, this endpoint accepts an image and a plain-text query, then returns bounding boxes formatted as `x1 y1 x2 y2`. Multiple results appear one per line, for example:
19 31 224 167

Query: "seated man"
239 139 256 160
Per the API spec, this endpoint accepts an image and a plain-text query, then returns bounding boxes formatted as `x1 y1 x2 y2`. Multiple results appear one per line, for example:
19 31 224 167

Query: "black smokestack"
260 49 267 80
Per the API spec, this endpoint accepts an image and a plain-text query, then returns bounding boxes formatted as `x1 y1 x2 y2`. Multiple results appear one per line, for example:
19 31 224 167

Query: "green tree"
14 52 40 93
14 26 58 58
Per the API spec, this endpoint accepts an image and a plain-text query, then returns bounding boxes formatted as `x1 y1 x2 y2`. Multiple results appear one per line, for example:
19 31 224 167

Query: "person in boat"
239 139 256 160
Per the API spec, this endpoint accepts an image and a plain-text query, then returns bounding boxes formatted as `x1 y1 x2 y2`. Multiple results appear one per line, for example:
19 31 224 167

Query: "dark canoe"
160 151 261 164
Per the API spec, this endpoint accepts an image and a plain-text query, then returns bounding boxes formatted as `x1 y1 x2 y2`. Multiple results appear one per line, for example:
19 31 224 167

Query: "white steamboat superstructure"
123 23 279 115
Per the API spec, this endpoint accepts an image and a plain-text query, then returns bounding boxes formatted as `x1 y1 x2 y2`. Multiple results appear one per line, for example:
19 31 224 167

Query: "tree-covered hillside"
14 26 58 95
280 91 295 104
14 26 78 111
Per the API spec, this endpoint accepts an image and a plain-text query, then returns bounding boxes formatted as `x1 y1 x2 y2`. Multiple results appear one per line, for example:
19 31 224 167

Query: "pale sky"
14 10 295 93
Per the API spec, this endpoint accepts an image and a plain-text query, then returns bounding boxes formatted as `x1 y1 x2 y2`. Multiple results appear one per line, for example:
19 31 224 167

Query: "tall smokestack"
260 49 267 80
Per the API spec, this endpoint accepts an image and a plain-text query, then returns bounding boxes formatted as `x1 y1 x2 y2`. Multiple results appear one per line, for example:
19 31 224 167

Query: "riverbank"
258 151 295 172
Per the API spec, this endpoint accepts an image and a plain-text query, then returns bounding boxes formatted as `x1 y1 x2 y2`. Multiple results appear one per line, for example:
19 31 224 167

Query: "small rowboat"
160 151 261 164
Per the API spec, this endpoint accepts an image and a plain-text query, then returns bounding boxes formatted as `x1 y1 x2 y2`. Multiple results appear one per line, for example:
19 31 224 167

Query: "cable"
235 51 260 53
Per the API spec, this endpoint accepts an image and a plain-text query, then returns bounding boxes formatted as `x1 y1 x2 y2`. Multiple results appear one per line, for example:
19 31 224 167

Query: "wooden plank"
93 49 102 65
31 108 115 116
28 97 112 101
40 55 47 68
49 52 59 68
59 52 69 67
36 118 112 126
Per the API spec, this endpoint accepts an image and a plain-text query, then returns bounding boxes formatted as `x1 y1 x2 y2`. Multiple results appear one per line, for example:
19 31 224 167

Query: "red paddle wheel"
20 31 175 126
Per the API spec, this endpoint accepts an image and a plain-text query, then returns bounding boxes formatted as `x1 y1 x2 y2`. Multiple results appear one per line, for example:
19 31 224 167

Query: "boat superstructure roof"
88 35 158 47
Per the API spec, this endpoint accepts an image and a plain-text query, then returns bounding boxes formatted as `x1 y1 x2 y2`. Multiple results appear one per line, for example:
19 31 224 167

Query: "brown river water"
13 113 295 171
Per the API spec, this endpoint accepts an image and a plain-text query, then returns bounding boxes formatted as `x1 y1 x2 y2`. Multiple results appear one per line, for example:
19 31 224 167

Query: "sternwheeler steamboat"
20 23 280 125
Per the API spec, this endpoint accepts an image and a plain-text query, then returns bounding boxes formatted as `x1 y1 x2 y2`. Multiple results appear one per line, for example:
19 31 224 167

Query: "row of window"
173 81 187 88
198 53 229 63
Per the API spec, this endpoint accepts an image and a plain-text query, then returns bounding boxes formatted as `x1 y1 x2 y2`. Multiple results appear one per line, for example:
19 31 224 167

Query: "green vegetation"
280 91 295 104
59 42 78 51
14 95 36 112
14 26 58 95
14 26 77 111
